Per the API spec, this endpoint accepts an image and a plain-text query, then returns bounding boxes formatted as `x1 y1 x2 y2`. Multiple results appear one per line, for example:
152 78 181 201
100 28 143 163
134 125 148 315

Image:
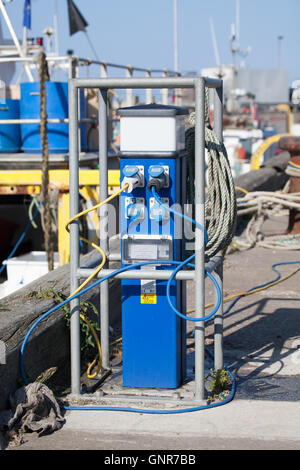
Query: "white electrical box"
118 104 188 155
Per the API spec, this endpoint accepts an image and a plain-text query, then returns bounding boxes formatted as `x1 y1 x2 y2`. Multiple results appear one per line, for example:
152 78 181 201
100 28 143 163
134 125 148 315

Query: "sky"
1 0 300 85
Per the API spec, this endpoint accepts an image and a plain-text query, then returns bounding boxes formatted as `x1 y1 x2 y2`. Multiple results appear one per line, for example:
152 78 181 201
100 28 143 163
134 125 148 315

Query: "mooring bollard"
278 136 300 234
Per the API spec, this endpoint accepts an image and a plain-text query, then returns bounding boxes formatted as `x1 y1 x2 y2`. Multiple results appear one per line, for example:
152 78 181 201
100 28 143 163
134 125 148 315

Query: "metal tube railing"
68 76 223 401
213 84 224 372
68 79 81 396
98 88 110 371
77 256 222 281
0 54 181 105
0 118 94 124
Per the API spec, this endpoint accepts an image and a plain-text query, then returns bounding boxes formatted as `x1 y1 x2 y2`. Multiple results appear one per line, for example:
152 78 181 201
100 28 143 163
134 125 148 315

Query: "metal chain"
38 51 55 271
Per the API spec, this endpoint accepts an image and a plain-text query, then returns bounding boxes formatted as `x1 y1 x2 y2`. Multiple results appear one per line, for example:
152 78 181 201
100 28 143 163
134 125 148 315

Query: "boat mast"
0 0 34 81
53 0 59 56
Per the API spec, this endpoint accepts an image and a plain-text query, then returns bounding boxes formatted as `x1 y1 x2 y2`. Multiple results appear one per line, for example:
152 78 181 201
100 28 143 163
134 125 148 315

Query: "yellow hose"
65 184 129 379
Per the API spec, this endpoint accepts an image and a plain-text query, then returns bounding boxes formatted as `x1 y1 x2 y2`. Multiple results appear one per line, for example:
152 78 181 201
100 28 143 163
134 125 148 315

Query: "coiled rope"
235 183 300 250
186 88 237 259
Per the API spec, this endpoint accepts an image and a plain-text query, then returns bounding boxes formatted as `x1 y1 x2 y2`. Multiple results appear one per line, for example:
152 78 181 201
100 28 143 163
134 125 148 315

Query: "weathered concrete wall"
0 249 121 410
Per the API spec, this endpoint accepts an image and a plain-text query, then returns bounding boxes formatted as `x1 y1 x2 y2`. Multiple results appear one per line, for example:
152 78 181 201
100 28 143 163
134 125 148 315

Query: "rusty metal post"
279 136 300 234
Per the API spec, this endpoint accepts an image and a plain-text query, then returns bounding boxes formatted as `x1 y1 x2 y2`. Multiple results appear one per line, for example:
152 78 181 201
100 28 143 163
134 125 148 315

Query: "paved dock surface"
2 221 300 451
7 400 300 450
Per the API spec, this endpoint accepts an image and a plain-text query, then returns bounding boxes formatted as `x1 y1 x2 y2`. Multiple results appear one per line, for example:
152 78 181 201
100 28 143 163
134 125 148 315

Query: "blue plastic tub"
20 81 86 154
0 99 21 152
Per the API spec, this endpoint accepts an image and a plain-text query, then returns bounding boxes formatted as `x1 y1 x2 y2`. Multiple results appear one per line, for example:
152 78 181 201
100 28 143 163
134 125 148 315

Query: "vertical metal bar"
125 66 133 106
194 78 206 401
69 80 81 395
99 88 110 370
68 56 77 80
78 89 82 156
213 263 223 370
213 83 224 371
100 62 108 78
214 83 223 141
145 70 152 104
161 70 169 105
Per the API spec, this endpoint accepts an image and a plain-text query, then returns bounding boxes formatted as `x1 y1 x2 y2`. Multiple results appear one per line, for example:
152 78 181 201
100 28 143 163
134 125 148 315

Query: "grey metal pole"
214 83 223 140
99 88 110 371
78 269 196 281
194 78 206 402
173 0 178 74
213 263 223 370
77 256 222 280
213 83 224 371
277 35 283 70
73 77 192 90
72 76 221 90
68 80 81 396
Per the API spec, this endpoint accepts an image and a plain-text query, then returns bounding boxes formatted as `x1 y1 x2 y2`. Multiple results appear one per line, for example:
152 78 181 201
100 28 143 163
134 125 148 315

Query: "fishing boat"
0 0 179 298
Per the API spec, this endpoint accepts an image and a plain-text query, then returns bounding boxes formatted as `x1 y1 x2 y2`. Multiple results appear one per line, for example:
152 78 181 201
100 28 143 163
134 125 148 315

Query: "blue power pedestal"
118 104 189 389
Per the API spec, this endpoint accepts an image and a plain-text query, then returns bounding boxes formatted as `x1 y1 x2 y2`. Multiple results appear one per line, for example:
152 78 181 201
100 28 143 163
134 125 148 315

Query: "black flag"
67 0 88 36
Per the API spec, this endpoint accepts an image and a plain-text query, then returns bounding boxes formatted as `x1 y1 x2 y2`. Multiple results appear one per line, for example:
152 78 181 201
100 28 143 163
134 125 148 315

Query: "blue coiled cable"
152 187 221 321
166 253 222 322
20 259 221 384
20 189 236 414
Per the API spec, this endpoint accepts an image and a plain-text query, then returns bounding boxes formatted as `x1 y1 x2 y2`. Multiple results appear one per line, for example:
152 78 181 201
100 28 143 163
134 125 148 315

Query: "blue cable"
65 259 300 415
0 202 42 276
223 260 300 316
166 253 222 322
151 186 208 246
63 345 236 414
19 190 235 414
20 258 221 384
63 368 236 413
152 188 221 321
63 258 300 415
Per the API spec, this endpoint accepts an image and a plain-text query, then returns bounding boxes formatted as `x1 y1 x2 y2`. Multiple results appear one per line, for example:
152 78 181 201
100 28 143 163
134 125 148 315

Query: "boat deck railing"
0 54 182 107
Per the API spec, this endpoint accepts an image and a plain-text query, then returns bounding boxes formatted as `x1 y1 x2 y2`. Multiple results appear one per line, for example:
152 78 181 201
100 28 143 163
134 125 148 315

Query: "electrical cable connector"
121 165 144 193
147 165 168 192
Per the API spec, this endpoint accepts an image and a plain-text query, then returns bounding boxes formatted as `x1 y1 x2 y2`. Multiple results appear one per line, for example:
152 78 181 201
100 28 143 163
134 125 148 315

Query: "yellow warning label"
141 293 157 304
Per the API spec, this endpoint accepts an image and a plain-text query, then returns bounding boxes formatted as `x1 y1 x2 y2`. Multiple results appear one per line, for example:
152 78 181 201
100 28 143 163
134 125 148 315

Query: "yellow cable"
102 265 300 347
110 337 123 346
186 264 300 314
65 184 129 379
66 185 128 229
235 185 249 195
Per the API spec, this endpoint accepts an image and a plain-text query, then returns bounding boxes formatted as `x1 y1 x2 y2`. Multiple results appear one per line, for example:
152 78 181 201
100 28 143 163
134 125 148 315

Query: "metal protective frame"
68 76 224 402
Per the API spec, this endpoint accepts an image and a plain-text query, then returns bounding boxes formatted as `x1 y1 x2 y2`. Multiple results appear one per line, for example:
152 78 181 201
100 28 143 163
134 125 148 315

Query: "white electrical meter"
118 104 188 155
122 234 173 264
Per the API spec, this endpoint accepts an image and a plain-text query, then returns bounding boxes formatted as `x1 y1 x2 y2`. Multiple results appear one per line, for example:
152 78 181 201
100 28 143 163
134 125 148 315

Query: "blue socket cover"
123 165 139 177
148 165 165 178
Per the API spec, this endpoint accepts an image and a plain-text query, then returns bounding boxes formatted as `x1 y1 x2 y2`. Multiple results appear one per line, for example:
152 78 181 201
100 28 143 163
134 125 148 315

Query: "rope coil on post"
186 88 237 259
38 51 55 271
